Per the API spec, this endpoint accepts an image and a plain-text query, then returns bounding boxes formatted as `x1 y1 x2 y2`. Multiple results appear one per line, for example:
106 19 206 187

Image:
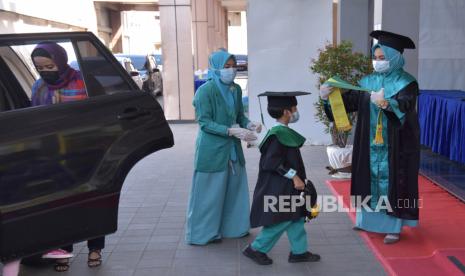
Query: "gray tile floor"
8 123 386 276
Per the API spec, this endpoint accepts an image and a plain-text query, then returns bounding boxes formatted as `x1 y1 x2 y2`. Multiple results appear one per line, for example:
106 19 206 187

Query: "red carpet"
327 176 465 276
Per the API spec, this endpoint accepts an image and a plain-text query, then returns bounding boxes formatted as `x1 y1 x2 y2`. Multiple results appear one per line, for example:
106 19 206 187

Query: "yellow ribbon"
328 88 352 131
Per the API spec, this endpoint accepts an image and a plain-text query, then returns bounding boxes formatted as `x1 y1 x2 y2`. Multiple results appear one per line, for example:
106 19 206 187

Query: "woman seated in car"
30 42 88 105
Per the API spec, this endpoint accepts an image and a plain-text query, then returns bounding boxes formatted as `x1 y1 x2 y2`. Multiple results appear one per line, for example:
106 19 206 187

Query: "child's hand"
293 175 305 190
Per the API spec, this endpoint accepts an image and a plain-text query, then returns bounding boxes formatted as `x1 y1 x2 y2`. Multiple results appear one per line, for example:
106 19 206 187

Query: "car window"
130 56 146 71
75 40 132 96
0 37 137 112
0 40 86 111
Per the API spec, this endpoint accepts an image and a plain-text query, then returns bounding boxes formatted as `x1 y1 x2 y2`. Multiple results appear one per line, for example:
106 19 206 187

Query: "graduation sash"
325 76 371 132
259 125 306 149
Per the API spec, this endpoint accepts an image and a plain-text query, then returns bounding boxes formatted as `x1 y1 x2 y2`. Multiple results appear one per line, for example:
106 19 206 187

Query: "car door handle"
117 108 150 120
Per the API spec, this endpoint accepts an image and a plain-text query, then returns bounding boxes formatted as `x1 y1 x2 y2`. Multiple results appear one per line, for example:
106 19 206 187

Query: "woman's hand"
228 128 257 142
370 88 389 109
247 121 262 133
319 84 334 100
292 175 305 190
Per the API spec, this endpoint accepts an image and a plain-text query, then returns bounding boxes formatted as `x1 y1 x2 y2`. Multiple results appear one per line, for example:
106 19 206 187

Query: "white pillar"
247 0 333 145
159 0 195 120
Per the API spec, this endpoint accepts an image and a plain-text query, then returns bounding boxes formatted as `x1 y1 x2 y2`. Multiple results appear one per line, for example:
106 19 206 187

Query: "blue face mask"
219 68 237 84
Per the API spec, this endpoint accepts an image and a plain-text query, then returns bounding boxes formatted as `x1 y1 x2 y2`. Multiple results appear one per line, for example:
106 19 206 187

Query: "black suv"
0 32 174 262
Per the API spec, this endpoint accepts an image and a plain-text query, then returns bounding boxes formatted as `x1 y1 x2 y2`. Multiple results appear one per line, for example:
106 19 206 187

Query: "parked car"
0 31 174 262
114 56 144 89
235 54 248 71
114 54 163 96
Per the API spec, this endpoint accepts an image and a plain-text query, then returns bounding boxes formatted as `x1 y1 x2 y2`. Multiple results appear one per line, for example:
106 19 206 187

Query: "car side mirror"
130 71 140 77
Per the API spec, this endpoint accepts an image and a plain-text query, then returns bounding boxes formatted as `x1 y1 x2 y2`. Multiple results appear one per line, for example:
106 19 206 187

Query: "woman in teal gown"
321 31 420 244
185 50 261 245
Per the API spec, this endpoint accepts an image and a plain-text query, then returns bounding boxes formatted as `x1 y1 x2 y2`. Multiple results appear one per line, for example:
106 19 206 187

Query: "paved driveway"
13 123 385 276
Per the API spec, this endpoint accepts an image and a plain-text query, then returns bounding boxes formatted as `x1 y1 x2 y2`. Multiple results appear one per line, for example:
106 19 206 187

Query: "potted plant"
310 41 372 177
311 41 372 146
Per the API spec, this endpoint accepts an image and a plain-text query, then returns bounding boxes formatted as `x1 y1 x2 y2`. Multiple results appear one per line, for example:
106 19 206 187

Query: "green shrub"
310 41 372 147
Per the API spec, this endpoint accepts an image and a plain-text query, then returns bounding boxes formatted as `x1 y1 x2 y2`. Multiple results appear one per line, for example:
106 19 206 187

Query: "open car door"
0 32 174 262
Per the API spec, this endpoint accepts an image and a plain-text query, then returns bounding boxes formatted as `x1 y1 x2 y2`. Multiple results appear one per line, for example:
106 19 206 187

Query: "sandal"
88 249 102 268
54 258 70 272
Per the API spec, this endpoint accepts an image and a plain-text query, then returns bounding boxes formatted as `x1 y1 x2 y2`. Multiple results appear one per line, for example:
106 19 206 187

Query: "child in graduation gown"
243 92 320 265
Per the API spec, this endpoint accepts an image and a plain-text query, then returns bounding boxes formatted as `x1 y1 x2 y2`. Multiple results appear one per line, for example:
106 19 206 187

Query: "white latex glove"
319 84 334 100
228 128 257 142
370 88 388 109
247 121 262 133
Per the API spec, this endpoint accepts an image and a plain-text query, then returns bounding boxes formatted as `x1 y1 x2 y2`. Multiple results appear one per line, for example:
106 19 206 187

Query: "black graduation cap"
370 30 415 53
257 91 311 125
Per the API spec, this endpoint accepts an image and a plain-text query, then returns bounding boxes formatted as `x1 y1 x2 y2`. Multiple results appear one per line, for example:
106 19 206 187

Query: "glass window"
130 56 146 71
0 40 87 111
75 40 132 96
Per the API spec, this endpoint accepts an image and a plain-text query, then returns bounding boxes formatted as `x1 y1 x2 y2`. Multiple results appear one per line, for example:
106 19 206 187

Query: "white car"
114 56 144 89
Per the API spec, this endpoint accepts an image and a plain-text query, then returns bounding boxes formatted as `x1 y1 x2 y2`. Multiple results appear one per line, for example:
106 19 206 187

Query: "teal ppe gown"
186 50 251 245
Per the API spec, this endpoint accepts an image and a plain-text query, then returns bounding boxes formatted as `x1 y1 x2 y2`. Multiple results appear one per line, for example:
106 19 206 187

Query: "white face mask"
373 60 390 73
289 111 300 123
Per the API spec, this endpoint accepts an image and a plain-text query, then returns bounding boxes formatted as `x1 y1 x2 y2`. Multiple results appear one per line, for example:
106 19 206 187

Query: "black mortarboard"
370 30 415 53
257 91 310 125
258 91 310 108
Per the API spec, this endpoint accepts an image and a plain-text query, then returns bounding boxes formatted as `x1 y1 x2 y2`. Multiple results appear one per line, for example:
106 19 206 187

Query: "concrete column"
159 0 195 120
378 0 420 78
338 0 372 55
207 0 216 53
206 0 227 53
192 0 227 71
220 5 227 47
192 0 209 70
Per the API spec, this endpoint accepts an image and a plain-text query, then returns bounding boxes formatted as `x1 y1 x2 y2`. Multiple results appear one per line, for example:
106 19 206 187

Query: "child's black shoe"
288 251 321 263
242 245 273 265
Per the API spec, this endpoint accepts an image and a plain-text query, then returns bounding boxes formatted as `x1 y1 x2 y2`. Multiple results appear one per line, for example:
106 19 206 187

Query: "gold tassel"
373 110 384 145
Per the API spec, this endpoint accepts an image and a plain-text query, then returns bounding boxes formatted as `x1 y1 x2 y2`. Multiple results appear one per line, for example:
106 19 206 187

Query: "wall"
0 0 97 32
247 0 333 145
418 0 465 90
0 10 86 34
121 11 161 54
378 0 420 79
338 0 371 55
